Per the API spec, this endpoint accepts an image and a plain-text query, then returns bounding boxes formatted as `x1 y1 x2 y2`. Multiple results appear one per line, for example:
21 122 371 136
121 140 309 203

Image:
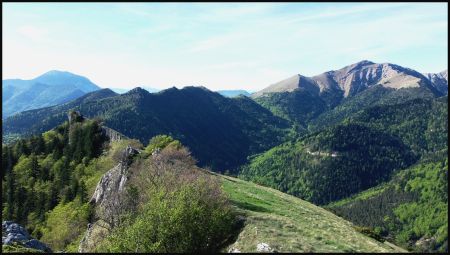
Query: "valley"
2 60 448 253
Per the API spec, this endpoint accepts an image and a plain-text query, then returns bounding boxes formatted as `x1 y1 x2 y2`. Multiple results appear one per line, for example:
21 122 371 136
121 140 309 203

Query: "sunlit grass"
217 174 406 253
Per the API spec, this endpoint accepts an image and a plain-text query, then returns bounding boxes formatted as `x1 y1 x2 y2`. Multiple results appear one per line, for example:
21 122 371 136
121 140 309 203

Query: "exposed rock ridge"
101 126 129 142
79 145 139 252
423 70 448 95
252 61 446 98
89 146 139 207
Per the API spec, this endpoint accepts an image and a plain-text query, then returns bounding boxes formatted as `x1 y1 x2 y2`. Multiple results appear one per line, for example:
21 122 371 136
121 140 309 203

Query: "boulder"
257 242 273 252
2 221 52 253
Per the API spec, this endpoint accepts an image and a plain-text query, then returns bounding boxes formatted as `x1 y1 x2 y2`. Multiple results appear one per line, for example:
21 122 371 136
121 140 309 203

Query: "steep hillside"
3 86 289 171
239 123 416 205
309 86 442 132
1 114 119 252
251 61 445 127
424 70 448 95
218 173 406 252
349 96 448 155
2 70 100 118
327 151 448 252
254 88 329 128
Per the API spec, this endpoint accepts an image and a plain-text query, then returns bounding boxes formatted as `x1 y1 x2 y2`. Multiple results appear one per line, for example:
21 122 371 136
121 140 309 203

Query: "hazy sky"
3 3 448 91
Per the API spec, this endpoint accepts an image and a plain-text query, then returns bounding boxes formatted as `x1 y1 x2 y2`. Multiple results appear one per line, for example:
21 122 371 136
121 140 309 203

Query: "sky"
3 3 448 91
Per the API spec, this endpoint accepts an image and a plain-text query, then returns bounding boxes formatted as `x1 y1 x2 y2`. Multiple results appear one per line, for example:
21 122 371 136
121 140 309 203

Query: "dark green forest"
328 151 448 252
2 115 107 249
3 87 290 171
239 123 417 205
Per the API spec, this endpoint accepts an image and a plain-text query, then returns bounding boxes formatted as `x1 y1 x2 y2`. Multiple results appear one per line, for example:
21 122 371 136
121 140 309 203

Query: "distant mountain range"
3 60 447 171
111 88 251 97
252 60 447 98
2 70 100 118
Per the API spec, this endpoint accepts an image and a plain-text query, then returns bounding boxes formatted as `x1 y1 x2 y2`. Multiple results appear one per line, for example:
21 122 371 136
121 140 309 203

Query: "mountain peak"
125 87 150 95
343 60 376 73
31 70 100 93
354 60 375 66
254 61 446 99
36 70 80 79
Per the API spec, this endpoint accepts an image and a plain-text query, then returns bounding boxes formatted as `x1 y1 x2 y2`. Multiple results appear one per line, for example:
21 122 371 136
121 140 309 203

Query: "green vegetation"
240 123 416 204
40 199 92 251
93 137 237 253
1 115 115 251
3 87 290 171
2 89 117 138
143 134 181 155
218 173 406 252
328 153 448 252
350 96 448 155
308 86 438 131
254 88 328 128
2 244 45 253
2 76 447 253
240 91 447 252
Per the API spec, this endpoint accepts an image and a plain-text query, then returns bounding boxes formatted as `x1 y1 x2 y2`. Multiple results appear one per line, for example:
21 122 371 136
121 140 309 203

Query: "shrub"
95 142 236 252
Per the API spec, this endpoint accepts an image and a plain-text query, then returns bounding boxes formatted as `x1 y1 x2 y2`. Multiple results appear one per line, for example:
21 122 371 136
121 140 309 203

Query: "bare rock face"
423 70 448 95
89 146 139 207
2 221 52 253
101 126 128 142
252 60 443 98
80 145 139 252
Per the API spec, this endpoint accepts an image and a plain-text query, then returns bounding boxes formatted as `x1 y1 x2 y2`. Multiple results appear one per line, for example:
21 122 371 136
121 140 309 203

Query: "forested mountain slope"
252 61 445 129
239 123 417 205
3 86 290 171
327 151 448 252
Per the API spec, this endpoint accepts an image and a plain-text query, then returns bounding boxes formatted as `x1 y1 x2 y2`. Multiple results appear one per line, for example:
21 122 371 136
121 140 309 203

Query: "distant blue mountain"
2 70 100 118
216 90 251 97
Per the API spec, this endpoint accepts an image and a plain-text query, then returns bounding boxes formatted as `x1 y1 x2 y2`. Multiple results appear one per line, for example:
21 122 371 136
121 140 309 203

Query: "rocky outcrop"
257 242 274 252
423 70 448 95
80 145 139 252
66 110 128 143
89 146 138 207
2 221 52 253
415 235 437 251
101 126 128 142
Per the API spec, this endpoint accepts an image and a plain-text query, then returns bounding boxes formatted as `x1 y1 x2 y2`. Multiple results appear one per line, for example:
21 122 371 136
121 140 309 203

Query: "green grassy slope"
216 174 406 253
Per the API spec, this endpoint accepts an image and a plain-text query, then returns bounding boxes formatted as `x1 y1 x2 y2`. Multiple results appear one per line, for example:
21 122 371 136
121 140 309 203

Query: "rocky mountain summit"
2 221 52 253
253 60 446 98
